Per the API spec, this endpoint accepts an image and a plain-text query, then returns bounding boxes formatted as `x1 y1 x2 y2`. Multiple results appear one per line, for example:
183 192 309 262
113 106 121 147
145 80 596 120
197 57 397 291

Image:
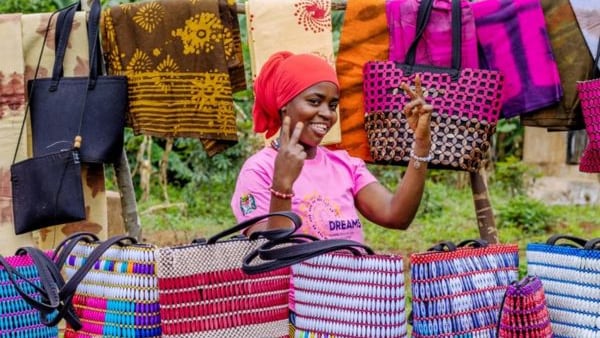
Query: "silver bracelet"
410 149 433 169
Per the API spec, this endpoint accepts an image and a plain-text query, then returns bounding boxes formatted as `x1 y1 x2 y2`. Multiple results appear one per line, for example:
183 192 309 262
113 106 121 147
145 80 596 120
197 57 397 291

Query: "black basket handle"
457 238 489 248
546 234 588 247
243 237 374 275
584 238 600 250
52 232 99 269
206 211 302 244
427 240 458 252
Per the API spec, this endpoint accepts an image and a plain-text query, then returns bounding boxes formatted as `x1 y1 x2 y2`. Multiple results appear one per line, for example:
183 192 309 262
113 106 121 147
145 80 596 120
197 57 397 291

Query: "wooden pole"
470 170 498 244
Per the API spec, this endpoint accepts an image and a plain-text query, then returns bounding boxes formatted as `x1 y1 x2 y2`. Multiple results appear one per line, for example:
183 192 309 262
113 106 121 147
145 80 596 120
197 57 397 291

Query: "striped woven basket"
62 240 161 338
0 252 58 338
526 235 600 337
290 252 407 338
497 276 553 338
409 239 519 337
156 238 291 338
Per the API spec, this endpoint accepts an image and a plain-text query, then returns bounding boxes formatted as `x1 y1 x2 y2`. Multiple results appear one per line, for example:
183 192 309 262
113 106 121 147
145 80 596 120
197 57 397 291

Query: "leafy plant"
491 156 540 197
497 195 554 234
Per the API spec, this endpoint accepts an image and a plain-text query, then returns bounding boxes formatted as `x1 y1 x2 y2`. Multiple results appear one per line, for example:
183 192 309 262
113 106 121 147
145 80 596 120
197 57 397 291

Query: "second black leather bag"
28 0 127 164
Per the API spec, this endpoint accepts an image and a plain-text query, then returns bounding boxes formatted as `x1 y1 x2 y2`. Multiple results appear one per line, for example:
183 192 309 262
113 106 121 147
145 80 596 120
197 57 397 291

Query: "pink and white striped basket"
290 252 407 338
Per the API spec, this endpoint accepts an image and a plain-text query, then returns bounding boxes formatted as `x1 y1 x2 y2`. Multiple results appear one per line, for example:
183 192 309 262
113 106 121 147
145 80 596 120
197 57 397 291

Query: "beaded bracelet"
410 149 434 169
270 187 294 199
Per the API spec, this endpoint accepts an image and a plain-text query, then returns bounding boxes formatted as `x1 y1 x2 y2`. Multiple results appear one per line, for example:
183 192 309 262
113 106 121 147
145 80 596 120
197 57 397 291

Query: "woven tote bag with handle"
156 211 301 338
363 0 503 172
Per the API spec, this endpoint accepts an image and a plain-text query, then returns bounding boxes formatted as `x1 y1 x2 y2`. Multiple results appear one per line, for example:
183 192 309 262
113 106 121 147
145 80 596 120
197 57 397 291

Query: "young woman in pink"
231 51 433 242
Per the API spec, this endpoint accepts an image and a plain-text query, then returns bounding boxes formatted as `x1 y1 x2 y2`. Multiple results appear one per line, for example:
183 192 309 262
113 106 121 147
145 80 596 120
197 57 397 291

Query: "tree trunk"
114 149 142 240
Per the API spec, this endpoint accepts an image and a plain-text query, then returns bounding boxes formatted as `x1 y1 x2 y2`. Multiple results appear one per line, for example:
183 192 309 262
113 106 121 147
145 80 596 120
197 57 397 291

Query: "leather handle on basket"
206 211 302 244
242 238 374 275
457 238 489 248
52 232 99 269
427 240 458 252
404 0 462 70
15 247 81 328
584 238 600 250
546 234 588 247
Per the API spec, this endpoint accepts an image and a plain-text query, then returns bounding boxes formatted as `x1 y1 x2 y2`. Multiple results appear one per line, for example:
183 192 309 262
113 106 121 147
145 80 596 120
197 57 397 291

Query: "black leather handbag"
28 0 127 164
10 4 88 235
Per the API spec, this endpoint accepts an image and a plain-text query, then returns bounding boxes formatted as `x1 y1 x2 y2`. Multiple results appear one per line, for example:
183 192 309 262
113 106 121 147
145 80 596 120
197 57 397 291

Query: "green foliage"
493 118 524 161
0 0 58 13
497 195 554 234
491 156 540 196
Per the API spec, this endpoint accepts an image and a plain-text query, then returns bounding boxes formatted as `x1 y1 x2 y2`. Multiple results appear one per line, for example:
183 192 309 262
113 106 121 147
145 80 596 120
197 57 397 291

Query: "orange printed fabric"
335 0 389 162
102 0 244 155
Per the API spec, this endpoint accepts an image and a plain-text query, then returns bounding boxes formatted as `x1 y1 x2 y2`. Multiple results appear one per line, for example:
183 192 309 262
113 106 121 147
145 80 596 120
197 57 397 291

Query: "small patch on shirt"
239 193 257 216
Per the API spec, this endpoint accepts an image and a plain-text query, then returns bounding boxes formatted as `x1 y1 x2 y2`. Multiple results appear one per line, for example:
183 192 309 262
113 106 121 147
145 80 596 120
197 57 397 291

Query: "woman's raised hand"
272 116 305 191
400 74 433 150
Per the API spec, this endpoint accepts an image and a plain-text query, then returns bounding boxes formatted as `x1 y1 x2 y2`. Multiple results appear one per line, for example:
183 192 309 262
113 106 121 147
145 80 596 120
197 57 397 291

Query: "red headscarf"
252 51 340 138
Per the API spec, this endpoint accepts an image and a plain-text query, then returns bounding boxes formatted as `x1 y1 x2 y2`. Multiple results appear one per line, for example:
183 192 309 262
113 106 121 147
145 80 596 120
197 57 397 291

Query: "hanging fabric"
471 0 563 119
519 0 588 131
246 0 341 146
101 0 243 156
386 0 479 69
0 14 36 255
569 0 600 71
335 0 389 162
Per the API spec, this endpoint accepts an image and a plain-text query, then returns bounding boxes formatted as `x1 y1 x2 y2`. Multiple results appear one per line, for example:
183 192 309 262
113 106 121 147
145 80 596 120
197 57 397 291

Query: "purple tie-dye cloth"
386 0 479 69
471 0 562 118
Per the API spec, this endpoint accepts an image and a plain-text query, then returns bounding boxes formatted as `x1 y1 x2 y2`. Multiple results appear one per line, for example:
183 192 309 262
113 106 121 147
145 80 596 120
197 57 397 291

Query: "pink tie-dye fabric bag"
471 0 563 118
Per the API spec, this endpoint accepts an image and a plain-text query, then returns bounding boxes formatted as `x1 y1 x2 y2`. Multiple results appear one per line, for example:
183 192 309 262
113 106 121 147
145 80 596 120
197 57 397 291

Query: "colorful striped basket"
0 252 59 338
409 239 519 337
526 235 600 337
497 276 553 338
62 238 161 338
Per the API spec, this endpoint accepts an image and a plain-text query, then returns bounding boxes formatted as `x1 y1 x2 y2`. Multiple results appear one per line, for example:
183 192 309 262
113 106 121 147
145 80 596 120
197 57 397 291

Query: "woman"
231 51 433 242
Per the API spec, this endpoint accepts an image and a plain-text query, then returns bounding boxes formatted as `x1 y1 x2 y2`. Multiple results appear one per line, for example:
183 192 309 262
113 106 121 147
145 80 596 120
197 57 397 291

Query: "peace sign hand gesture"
272 116 306 192
400 74 433 152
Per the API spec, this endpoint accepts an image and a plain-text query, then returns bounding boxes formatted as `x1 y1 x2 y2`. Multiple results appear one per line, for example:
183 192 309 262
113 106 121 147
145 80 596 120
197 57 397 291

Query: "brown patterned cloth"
334 0 389 161
101 0 244 155
520 0 588 131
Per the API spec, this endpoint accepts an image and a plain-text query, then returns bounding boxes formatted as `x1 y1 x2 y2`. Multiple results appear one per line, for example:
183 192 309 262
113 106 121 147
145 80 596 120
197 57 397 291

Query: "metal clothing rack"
235 0 499 244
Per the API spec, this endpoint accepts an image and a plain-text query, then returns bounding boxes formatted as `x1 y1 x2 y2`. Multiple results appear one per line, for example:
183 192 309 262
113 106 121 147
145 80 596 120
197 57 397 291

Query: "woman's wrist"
412 141 432 157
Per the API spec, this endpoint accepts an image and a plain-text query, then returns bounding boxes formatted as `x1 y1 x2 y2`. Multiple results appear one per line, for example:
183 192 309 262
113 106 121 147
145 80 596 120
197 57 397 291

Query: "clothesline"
235 0 347 13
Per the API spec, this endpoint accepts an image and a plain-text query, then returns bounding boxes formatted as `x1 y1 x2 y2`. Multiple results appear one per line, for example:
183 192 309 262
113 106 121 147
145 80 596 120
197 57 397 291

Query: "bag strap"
242 237 374 275
427 240 457 252
546 234 588 247
59 235 138 300
206 211 302 244
52 232 99 270
12 8 64 165
592 36 600 79
51 0 102 87
584 238 600 250
405 0 462 70
16 247 81 328
457 238 489 248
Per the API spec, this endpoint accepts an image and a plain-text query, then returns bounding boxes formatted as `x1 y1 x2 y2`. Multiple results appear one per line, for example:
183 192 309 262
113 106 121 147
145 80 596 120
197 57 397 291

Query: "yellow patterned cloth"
21 11 107 250
0 14 35 254
246 0 341 145
102 0 243 156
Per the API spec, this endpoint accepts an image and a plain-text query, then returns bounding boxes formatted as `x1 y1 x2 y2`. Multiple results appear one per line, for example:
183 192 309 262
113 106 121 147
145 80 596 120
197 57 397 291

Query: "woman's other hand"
400 74 433 154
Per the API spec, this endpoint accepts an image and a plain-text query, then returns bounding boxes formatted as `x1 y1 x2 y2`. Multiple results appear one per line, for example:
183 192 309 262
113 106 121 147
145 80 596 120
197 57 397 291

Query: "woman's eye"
308 99 320 105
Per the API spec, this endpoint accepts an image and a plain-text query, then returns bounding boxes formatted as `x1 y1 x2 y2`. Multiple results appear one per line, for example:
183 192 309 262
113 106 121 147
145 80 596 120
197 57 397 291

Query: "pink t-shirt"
231 146 378 243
